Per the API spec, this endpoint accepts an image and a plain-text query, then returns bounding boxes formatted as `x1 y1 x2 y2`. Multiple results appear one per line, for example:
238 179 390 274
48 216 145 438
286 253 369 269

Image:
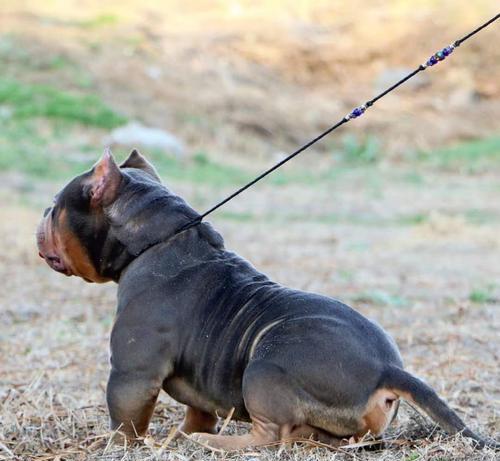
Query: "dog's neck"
106 176 200 254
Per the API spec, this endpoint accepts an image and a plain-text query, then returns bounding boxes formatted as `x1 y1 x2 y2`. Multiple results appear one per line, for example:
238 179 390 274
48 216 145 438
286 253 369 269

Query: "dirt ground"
1 163 499 460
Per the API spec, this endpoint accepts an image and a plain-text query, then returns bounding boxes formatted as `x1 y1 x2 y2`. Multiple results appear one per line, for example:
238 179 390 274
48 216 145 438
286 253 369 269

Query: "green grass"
464 209 500 224
400 171 425 185
1 76 499 193
0 118 255 185
0 79 126 128
469 285 497 304
207 209 435 227
76 13 120 29
144 150 254 187
0 79 253 185
403 454 420 461
331 134 382 164
329 134 500 174
219 211 255 222
351 290 408 307
397 213 428 225
419 136 500 173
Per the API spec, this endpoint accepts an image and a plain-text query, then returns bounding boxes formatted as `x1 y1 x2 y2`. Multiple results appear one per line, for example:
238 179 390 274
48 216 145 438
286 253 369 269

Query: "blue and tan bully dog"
36 150 498 450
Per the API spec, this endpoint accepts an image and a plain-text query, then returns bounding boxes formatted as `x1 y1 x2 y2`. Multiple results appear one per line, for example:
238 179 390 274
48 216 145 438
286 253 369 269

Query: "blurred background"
0 1 499 459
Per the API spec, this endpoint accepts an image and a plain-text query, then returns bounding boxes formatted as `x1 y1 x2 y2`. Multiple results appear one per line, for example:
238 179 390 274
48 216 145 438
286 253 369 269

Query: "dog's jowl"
36 150 498 450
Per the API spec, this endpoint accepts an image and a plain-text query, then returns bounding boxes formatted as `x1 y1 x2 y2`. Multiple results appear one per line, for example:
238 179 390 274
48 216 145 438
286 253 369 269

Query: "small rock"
447 88 478 108
105 121 185 156
271 151 289 162
374 67 430 93
0 105 13 119
145 66 163 81
7 303 43 323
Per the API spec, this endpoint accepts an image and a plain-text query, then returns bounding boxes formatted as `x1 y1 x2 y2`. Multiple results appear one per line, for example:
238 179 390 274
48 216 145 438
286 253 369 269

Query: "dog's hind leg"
191 361 315 450
286 424 346 447
191 414 279 450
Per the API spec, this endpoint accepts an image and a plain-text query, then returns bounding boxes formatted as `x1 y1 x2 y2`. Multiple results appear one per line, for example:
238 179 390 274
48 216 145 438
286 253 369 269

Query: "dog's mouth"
38 250 72 276
37 218 73 277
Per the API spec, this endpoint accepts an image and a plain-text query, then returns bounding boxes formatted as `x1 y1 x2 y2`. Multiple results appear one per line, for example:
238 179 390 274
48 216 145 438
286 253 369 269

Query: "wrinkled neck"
95 232 136 282
105 178 200 257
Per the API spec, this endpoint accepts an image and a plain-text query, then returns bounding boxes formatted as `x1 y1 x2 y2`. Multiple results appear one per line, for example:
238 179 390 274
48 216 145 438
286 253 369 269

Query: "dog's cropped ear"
88 148 122 207
120 149 161 182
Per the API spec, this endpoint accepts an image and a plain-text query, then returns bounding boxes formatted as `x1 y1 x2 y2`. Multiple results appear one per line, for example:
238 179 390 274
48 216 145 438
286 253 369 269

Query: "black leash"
178 13 499 234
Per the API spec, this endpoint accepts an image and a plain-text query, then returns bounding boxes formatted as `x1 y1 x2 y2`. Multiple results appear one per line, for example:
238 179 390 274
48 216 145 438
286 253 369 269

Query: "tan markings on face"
358 388 399 437
54 209 111 283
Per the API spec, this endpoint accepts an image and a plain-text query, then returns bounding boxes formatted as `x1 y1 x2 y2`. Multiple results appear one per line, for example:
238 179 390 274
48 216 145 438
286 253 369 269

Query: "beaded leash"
179 13 499 232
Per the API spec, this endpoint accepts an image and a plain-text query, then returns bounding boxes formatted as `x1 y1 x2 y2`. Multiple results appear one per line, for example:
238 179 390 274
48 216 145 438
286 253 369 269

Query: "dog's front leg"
106 369 162 440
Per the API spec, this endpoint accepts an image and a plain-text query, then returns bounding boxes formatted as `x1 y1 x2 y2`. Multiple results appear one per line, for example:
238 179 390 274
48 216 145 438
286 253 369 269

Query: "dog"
36 149 497 450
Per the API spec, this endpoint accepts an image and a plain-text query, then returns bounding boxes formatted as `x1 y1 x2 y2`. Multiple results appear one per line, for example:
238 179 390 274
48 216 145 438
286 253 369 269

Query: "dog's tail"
380 365 498 449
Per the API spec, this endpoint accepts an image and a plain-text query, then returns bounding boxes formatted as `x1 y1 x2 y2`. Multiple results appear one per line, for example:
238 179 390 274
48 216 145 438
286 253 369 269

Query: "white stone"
105 121 185 156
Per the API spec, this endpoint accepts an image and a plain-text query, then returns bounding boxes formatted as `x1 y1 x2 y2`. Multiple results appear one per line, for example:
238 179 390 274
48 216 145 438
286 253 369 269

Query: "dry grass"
1 163 499 460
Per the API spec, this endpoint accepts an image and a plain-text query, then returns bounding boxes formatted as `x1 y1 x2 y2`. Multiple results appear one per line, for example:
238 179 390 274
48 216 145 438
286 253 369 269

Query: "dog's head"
36 149 198 283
